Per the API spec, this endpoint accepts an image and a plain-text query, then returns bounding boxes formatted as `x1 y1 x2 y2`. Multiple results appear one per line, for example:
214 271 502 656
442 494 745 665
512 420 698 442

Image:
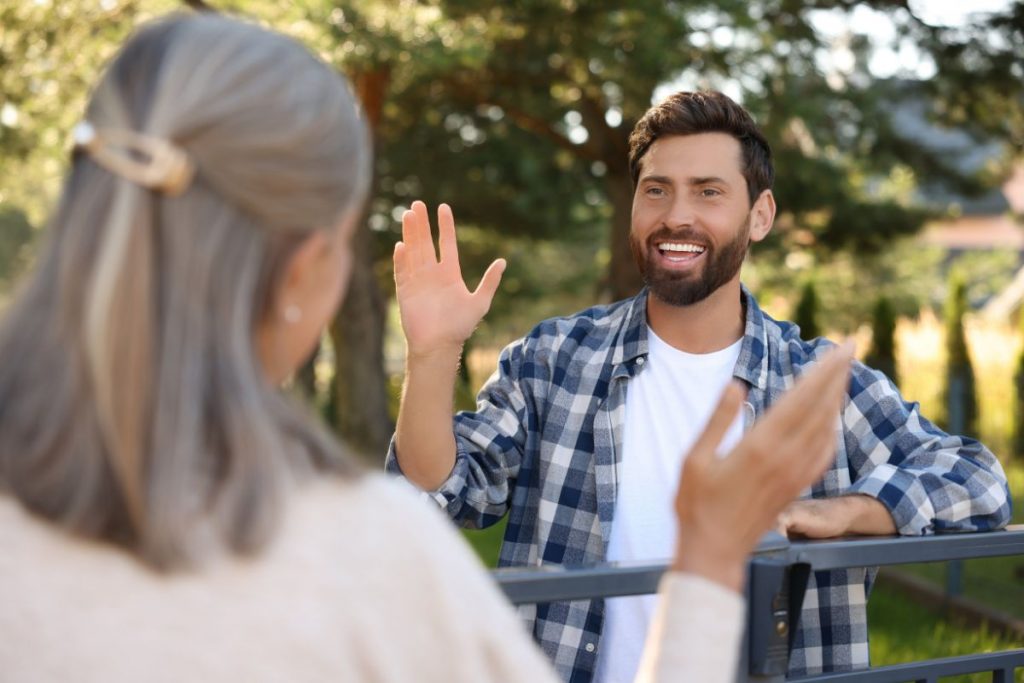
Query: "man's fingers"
436 203 460 272
393 241 409 286
409 200 437 265
776 512 791 538
402 206 430 267
472 258 506 310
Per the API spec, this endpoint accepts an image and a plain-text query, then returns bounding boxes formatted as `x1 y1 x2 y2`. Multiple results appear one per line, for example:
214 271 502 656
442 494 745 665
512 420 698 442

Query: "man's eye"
646 187 665 197
700 188 721 198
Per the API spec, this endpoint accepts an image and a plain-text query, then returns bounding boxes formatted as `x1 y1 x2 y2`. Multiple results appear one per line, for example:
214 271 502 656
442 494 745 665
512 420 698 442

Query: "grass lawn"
462 517 505 568
868 582 1024 683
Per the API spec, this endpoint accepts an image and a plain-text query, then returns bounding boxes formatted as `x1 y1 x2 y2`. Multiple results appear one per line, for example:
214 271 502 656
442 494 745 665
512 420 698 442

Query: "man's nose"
664 194 696 229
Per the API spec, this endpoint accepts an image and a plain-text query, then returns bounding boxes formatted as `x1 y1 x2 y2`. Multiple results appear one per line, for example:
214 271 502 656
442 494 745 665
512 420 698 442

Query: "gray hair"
0 13 370 569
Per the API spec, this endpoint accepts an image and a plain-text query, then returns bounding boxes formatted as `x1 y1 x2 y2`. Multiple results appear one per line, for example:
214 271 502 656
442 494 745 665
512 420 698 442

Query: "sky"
649 0 1015 105
813 0 1014 80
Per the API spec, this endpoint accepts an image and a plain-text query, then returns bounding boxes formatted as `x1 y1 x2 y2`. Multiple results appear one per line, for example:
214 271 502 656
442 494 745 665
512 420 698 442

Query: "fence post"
946 376 965 598
742 531 807 682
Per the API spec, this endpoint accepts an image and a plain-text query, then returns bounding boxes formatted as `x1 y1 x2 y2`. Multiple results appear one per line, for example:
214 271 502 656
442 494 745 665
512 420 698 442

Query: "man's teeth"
658 242 705 253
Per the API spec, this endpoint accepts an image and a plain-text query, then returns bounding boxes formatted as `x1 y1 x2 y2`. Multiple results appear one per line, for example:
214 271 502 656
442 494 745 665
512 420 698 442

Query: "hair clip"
72 121 195 196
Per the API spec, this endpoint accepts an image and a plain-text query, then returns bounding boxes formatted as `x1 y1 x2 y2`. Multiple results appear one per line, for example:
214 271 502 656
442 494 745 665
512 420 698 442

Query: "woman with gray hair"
0 12 852 683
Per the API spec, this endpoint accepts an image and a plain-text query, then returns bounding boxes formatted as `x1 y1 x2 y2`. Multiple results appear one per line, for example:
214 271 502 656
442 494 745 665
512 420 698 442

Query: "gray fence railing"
493 525 1024 683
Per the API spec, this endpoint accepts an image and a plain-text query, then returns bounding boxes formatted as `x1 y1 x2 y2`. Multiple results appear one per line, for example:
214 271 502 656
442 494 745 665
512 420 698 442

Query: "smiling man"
386 91 1011 683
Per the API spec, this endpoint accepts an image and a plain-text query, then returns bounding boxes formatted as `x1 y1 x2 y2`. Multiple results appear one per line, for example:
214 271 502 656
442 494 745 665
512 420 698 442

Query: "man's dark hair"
628 91 774 206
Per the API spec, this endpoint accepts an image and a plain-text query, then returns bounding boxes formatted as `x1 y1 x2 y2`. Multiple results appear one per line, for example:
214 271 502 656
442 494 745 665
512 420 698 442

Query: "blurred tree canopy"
1 0 1021 455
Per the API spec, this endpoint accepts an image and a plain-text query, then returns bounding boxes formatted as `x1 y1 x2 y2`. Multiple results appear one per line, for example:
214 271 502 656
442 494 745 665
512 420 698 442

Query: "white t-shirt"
595 328 745 683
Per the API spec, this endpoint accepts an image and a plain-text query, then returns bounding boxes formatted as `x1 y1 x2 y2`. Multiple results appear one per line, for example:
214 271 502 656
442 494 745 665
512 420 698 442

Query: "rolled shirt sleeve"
385 338 532 529
842 362 1011 535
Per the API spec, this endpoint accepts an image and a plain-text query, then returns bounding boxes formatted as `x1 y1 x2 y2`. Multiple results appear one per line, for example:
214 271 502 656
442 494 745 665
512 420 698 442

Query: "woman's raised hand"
672 342 855 592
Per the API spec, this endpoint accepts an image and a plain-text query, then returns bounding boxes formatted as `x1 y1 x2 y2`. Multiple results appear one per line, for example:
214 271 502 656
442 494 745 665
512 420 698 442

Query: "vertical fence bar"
743 531 810 683
946 376 966 598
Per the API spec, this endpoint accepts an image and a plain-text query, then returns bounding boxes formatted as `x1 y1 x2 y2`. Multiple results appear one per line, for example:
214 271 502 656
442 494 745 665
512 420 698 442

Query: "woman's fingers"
691 382 746 465
393 241 409 286
758 343 853 441
760 344 854 495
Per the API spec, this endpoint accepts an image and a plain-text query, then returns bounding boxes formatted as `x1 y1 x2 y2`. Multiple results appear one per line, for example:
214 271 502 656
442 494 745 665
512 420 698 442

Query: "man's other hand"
778 495 897 539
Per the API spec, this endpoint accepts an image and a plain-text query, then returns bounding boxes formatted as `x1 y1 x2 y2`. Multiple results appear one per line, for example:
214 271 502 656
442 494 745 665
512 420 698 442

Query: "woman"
0 12 852 682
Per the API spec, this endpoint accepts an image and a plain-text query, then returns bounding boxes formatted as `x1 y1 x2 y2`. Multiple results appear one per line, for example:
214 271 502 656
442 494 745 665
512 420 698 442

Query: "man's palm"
393 201 505 355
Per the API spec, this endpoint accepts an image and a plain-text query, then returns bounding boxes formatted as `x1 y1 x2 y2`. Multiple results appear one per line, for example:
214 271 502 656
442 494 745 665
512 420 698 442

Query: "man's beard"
630 216 750 307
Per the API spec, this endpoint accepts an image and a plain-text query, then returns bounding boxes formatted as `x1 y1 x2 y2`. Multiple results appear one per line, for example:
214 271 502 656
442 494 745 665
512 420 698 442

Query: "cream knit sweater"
0 474 742 682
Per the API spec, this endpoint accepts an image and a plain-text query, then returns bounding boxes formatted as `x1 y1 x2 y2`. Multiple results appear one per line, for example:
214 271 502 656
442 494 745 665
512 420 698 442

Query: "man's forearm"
394 345 463 491
779 494 897 539
841 494 898 535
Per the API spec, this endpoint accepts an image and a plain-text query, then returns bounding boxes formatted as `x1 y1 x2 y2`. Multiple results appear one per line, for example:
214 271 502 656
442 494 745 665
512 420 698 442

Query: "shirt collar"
614 285 770 390
612 289 650 369
735 284 770 390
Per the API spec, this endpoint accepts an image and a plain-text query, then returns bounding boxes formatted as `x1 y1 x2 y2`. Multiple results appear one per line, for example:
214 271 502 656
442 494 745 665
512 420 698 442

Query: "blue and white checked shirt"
386 287 1011 682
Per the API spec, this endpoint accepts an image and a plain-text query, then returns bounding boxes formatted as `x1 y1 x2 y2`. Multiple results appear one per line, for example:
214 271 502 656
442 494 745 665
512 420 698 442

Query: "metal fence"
493 525 1024 683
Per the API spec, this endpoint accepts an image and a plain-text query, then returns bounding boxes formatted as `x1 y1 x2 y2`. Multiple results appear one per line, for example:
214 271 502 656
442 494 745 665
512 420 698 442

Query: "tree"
940 273 979 438
864 295 899 386
0 1 167 224
793 280 822 340
372 1 1024 302
4 0 1022 460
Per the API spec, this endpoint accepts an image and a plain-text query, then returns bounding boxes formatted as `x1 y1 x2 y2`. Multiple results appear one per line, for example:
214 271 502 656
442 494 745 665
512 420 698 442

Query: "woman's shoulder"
284 472 481 573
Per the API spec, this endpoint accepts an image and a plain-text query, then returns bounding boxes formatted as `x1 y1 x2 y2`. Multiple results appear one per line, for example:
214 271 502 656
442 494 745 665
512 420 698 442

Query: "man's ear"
749 190 776 243
273 231 331 314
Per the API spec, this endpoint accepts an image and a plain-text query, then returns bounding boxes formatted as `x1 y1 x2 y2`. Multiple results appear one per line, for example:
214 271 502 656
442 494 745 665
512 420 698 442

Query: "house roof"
919 214 1024 250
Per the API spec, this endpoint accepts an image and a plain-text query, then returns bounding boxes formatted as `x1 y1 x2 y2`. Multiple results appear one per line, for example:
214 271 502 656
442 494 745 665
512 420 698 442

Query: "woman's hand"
672 342 855 592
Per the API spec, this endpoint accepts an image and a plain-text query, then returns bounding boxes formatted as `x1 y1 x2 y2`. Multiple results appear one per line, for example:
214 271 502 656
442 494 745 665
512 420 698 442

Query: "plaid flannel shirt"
385 287 1011 682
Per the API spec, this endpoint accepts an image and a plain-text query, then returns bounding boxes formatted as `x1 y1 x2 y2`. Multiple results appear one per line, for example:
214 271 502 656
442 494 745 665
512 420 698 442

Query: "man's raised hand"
393 201 505 358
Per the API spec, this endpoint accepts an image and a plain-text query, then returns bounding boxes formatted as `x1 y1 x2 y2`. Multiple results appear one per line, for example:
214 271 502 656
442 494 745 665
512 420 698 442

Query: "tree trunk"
605 166 642 301
327 66 394 464
328 224 393 464
294 348 318 403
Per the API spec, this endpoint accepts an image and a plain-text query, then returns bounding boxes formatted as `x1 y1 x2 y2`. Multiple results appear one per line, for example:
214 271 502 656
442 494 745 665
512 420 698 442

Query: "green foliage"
793 280 821 339
746 243 1020 337
0 1 182 223
864 296 899 387
939 273 979 437
5 0 1024 463
0 206 35 295
461 517 506 568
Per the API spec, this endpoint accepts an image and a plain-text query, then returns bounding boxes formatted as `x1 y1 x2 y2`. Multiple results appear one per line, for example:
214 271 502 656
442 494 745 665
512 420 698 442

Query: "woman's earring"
283 304 302 324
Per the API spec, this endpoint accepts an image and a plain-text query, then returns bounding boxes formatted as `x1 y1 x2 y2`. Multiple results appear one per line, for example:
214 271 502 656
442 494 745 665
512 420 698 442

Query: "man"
386 91 1011 683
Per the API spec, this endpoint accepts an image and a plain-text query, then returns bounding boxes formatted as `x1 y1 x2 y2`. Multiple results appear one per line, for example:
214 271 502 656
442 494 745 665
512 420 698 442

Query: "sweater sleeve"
378 477 747 683
635 573 745 683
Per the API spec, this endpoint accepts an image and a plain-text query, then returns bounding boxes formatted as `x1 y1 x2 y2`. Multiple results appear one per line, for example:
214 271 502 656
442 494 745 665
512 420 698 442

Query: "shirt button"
585 643 596 653
635 357 645 366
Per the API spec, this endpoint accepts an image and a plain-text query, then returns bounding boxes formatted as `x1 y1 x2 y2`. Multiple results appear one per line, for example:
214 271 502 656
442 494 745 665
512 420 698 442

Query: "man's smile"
652 240 707 270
